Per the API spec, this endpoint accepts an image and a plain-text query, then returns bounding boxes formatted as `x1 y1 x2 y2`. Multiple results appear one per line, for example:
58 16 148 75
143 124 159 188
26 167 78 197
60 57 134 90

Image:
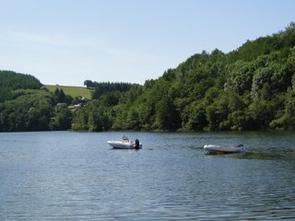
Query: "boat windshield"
122 136 129 141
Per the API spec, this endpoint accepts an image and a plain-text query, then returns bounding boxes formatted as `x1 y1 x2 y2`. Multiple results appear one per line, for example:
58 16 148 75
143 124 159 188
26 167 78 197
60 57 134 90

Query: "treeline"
84 80 136 99
0 70 42 102
72 23 295 131
0 71 139 132
72 85 143 130
0 70 42 90
0 71 74 131
1 23 295 132
0 88 74 132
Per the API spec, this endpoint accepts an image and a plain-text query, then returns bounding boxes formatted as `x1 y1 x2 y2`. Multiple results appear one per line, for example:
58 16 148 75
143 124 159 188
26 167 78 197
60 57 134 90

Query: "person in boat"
122 136 129 142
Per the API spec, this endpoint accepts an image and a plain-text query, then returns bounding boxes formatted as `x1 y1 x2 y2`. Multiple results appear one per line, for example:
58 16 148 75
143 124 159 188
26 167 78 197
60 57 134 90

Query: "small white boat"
204 144 244 154
107 137 142 149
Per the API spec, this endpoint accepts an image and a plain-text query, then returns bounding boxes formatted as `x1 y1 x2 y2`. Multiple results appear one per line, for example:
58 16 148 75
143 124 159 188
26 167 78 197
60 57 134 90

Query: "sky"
0 0 295 86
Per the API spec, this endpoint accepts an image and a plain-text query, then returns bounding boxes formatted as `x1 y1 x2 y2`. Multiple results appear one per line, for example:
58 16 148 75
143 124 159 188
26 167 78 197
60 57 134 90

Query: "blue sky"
0 0 294 86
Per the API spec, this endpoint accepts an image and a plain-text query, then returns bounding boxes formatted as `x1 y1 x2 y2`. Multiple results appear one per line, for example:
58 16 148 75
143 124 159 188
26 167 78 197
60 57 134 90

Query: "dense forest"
1 23 295 132
72 23 295 131
0 71 42 102
0 71 73 131
84 80 136 99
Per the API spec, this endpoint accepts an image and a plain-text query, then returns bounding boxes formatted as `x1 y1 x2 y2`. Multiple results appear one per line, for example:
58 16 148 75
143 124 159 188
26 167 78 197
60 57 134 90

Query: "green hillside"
72 23 295 131
0 75 73 132
44 85 93 99
0 70 42 102
1 23 295 132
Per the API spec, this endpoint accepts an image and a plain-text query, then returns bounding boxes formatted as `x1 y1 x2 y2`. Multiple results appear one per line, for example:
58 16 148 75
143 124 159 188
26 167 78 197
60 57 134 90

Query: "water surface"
0 131 295 220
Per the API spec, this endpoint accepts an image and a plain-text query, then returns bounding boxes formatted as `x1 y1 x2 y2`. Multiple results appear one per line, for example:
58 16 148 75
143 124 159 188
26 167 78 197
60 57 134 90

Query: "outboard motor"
135 139 140 149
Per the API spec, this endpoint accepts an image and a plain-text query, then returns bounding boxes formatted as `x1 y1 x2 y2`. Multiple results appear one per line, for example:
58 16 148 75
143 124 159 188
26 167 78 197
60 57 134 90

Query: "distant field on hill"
44 85 93 99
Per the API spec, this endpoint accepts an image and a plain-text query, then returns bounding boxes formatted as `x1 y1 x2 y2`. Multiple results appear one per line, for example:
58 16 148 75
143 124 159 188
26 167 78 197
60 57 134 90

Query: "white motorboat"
204 144 244 154
107 137 142 149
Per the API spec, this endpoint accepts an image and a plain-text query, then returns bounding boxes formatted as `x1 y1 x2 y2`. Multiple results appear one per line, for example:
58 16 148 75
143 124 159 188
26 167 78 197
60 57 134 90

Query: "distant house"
68 103 82 112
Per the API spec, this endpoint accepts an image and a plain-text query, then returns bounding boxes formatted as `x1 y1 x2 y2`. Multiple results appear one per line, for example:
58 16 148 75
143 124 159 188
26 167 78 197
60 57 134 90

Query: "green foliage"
154 96 181 130
71 99 112 131
72 22 295 132
0 70 42 102
0 70 42 90
49 104 73 130
44 85 92 99
0 90 54 131
182 102 207 130
0 73 73 132
54 88 73 104
270 89 295 129
84 81 137 99
2 23 295 132
0 87 13 102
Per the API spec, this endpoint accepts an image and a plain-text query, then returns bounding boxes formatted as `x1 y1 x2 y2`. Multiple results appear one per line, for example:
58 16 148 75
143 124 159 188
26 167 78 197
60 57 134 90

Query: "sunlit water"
0 131 295 220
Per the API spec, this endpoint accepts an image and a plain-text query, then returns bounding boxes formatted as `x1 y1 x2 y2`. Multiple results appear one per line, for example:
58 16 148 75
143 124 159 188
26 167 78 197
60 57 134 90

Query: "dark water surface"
0 131 295 220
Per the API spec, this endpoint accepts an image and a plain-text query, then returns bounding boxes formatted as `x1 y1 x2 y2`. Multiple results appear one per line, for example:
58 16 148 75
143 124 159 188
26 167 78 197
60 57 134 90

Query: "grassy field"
44 85 93 99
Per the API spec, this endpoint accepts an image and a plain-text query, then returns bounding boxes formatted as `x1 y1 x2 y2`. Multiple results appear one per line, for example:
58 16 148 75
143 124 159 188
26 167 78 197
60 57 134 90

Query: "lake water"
0 131 295 220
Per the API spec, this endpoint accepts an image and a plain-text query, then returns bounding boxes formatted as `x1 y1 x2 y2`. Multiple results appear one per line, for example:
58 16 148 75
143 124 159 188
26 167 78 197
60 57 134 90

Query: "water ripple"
1 131 295 220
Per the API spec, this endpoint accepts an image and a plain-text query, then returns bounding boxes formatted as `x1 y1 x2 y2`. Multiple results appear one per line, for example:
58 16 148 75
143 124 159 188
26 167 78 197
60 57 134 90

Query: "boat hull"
107 141 142 149
204 144 243 154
